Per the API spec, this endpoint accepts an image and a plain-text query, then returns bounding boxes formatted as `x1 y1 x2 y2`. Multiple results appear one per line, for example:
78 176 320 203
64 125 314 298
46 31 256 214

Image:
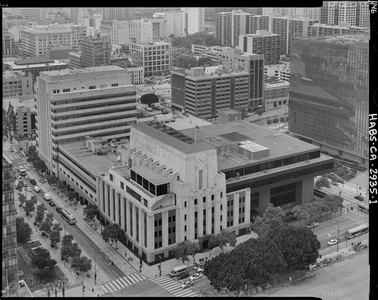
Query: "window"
110 174 114 181
211 194 214 200
120 182 124 189
184 225 187 232
199 170 203 189
203 196 206 203
184 201 187 207
194 199 197 205
63 88 70 93
111 83 119 87
220 205 223 210
89 85 96 90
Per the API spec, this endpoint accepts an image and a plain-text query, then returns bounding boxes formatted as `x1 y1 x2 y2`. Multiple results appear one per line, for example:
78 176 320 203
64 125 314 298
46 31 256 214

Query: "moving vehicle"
60 209 76 225
17 166 26 176
30 179 37 185
26 187 32 192
56 207 63 213
43 193 51 201
169 265 188 277
189 273 203 281
9 147 14 152
18 176 23 181
181 280 193 289
354 195 364 201
25 176 30 180
357 203 369 214
345 223 369 239
177 271 190 280
307 221 319 229
33 186 41 193
327 239 338 246
194 266 204 272
48 201 55 206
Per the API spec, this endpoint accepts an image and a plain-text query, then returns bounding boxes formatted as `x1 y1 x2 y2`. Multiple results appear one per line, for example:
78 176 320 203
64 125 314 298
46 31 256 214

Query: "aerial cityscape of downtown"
2 5 370 298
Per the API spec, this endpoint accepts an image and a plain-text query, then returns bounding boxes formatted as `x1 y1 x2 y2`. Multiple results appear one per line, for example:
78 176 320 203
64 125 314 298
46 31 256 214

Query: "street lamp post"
337 226 340 252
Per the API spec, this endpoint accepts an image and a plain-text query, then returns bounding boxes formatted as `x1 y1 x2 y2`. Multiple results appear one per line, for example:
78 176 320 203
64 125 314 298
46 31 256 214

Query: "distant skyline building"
182 8 205 35
262 7 321 21
238 30 282 65
35 66 137 176
3 70 33 100
216 10 251 47
289 34 368 164
80 34 111 68
101 7 134 21
320 2 369 27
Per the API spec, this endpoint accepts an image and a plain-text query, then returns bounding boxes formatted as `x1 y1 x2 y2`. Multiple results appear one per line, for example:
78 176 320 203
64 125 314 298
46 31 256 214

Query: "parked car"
48 201 55 207
354 195 364 201
25 175 30 180
26 187 32 192
181 280 194 289
306 223 314 229
189 273 203 281
18 176 23 181
56 207 63 213
312 221 319 227
9 147 14 152
39 179 46 183
177 272 190 280
194 266 204 272
328 239 338 246
30 179 37 185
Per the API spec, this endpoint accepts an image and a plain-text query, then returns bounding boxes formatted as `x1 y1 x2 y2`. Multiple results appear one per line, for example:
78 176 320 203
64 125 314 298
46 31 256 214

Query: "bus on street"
345 223 369 239
357 203 369 214
60 209 76 225
17 166 26 176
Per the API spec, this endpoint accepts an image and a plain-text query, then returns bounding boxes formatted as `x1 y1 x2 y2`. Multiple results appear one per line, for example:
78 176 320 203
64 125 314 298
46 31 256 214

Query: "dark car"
30 179 37 185
354 195 364 201
177 272 190 280
56 207 63 213
48 201 55 207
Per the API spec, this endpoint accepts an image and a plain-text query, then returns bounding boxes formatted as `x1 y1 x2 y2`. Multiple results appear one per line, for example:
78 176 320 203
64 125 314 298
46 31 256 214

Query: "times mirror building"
289 34 368 165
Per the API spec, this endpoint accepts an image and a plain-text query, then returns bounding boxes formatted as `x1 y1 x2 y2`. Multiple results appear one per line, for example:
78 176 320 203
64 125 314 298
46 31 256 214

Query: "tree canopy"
208 229 237 252
61 242 82 260
315 177 330 189
267 226 321 272
24 199 37 216
16 216 32 244
101 223 124 248
31 248 57 270
84 204 99 224
61 234 74 247
140 93 159 106
250 203 286 238
171 241 199 266
71 256 92 274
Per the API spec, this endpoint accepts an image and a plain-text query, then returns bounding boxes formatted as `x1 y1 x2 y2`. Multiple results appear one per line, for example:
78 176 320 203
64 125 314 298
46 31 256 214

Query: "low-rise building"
264 76 289 111
2 70 33 100
69 51 82 69
264 62 290 82
47 45 76 60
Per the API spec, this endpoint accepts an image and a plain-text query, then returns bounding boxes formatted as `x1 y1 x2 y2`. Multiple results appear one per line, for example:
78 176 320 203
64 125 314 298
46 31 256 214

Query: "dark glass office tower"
289 34 368 164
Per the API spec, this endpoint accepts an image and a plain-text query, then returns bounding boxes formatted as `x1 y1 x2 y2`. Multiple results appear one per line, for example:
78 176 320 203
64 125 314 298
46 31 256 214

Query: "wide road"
269 250 369 299
7 146 127 281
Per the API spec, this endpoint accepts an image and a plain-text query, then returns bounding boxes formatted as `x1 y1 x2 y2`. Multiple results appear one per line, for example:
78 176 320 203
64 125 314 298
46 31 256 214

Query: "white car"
194 266 204 272
181 280 193 289
189 273 203 281
328 239 338 246
27 187 32 192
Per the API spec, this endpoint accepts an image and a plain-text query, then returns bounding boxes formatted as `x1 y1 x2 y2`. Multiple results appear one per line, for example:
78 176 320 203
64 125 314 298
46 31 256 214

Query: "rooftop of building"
14 56 54 65
295 33 369 44
150 113 213 131
59 141 119 175
264 62 290 72
4 58 68 70
2 97 36 111
3 70 29 78
40 65 126 77
242 31 280 37
48 45 75 51
265 76 289 88
180 120 319 170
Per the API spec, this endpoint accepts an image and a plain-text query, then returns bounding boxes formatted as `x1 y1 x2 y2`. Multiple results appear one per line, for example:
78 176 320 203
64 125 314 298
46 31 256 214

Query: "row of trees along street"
61 234 92 275
26 148 48 175
202 204 321 292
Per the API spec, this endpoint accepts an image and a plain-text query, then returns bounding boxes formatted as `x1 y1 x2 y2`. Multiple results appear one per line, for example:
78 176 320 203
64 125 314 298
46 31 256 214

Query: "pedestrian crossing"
101 273 147 294
149 275 198 297
8 154 20 160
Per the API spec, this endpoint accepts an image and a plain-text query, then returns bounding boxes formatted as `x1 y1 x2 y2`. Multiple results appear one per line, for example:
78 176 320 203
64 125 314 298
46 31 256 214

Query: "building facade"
307 23 369 37
2 157 19 296
239 31 282 65
20 24 87 57
264 76 289 111
289 34 369 164
129 41 171 77
95 120 333 264
182 8 205 35
2 29 15 56
216 10 251 47
3 71 33 100
35 66 137 176
249 15 270 34
264 62 290 82
101 8 134 21
320 2 369 27
80 34 111 68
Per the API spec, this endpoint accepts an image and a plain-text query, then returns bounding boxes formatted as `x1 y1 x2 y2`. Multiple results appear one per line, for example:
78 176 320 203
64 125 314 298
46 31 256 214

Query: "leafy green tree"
220 229 237 248
71 256 92 274
35 208 45 225
16 216 32 244
268 226 321 272
208 234 220 249
50 230 61 248
64 242 82 259
255 108 264 116
172 241 194 266
73 199 79 210
57 181 67 195
84 204 99 225
291 204 311 224
189 242 201 263
140 93 159 107
67 190 76 203
61 234 74 247
18 192 27 206
24 199 36 216
31 248 57 270
33 159 47 174
5 102 16 141
16 181 25 192
26 151 39 164
34 268 57 283
46 174 59 186
323 194 344 213
52 223 63 233
315 177 330 189
101 223 123 248
40 219 53 235
250 203 286 238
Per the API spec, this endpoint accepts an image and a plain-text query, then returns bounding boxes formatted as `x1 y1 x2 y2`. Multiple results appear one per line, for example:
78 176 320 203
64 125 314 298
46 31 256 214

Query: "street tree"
52 223 63 233
16 181 25 192
50 230 61 248
45 212 54 223
30 195 37 204
67 190 76 203
62 242 82 260
34 268 57 283
33 159 47 174
57 181 67 195
35 209 45 225
40 219 53 235
250 203 286 238
24 199 36 216
140 93 159 107
26 151 39 164
323 194 344 213
31 248 57 270
268 226 321 272
315 177 331 189
84 204 99 225
5 102 16 141
171 241 195 266
220 229 237 248
101 223 123 248
16 216 33 244
46 174 59 186
18 192 27 206
73 199 79 210
189 242 201 263
61 234 74 247
291 204 311 224
71 256 92 274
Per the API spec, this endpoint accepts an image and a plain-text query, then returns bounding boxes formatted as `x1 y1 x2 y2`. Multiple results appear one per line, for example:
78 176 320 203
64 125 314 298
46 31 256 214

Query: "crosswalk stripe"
166 286 182 292
107 282 117 291
116 279 124 288
150 276 171 283
112 280 121 289
159 282 179 288
133 273 145 281
122 276 132 285
174 290 191 296
189 294 197 297
118 277 128 286
104 283 113 292
127 276 136 284
129 274 141 282
182 293 197 297
101 286 108 293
